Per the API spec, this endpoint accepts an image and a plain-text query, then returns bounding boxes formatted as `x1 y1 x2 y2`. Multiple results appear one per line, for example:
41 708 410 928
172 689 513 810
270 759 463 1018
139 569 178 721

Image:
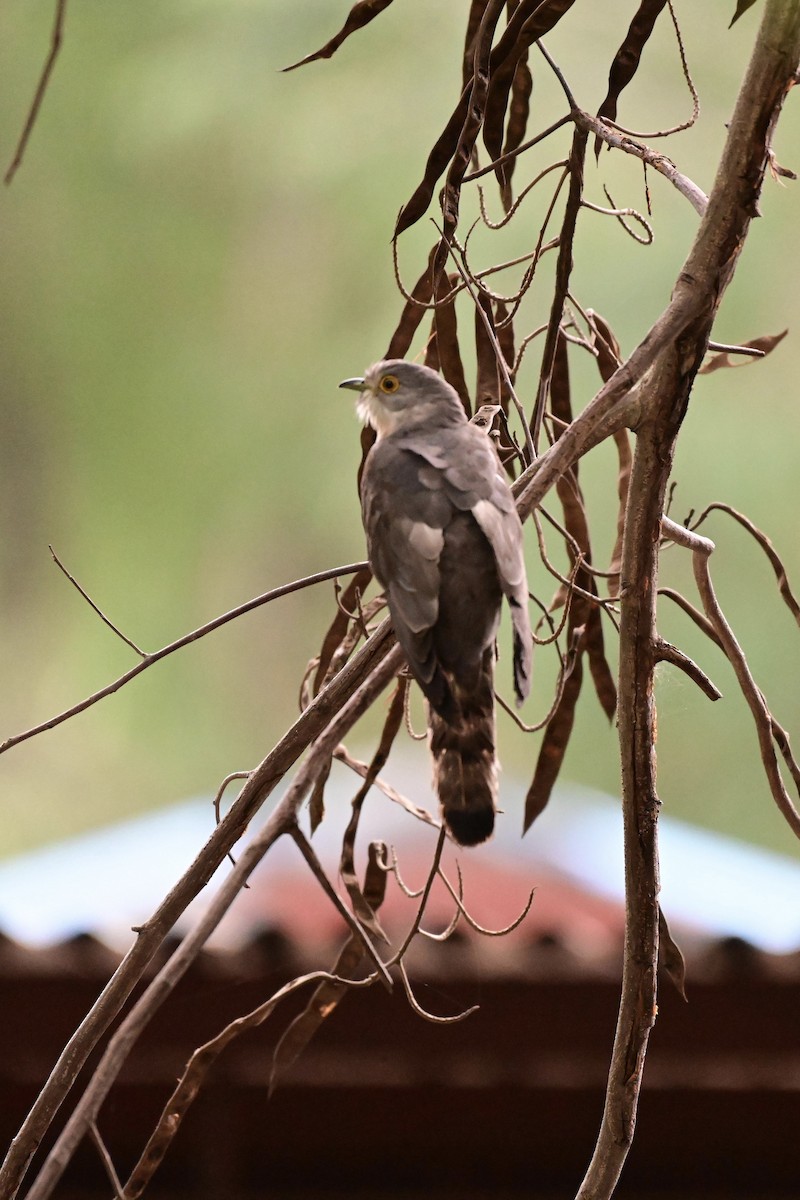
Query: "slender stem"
0 618 394 1199
49 545 147 657
0 561 368 756
576 5 800 1194
663 518 800 838
22 644 403 1200
5 0 67 185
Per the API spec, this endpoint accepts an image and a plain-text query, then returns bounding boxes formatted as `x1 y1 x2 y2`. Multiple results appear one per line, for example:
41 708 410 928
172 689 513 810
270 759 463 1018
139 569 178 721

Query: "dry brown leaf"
283 0 396 71
551 334 617 720
309 756 333 835
339 682 405 938
396 0 576 239
729 0 760 28
484 0 578 176
385 247 437 359
595 0 669 157
432 272 471 412
524 633 584 831
658 905 688 1001
269 841 389 1094
313 567 373 696
474 288 502 409
699 328 787 373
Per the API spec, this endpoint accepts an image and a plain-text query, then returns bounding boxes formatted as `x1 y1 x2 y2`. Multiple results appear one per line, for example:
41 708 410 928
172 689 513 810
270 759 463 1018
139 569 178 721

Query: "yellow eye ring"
379 374 400 394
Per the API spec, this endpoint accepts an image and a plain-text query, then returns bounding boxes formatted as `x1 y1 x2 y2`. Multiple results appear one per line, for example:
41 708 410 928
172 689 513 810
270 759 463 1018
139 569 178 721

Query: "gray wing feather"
361 443 448 691
471 501 532 706
361 424 531 705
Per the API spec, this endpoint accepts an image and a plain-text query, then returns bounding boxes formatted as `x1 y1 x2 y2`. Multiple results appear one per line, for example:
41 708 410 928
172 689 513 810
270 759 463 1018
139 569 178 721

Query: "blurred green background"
0 0 798 859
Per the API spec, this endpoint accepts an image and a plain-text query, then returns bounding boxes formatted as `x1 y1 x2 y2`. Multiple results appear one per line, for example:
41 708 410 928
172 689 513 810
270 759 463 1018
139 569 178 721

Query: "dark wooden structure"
2 928 799 1199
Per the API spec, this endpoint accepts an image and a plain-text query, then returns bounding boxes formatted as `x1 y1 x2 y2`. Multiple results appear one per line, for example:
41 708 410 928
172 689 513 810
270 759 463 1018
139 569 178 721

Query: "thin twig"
213 770 254 874
437 869 535 936
419 860 462 940
376 844 425 899
690 502 800 626
289 825 392 983
706 340 766 357
49 545 147 657
5 0 68 185
333 745 439 828
462 113 572 183
0 560 369 757
89 1122 124 1200
0 616 397 1200
477 159 568 230
212 771 252 826
388 826 448 965
654 637 722 702
22 643 403 1200
582 190 654 246
662 517 800 839
573 109 707 215
398 961 479 1024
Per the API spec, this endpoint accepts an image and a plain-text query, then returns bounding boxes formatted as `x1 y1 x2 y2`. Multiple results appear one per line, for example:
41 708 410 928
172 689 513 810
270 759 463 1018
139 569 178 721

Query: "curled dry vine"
2 3 800 1199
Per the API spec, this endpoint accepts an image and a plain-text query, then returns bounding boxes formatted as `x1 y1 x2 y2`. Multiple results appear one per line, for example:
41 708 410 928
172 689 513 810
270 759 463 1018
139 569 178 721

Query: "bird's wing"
361 442 450 703
434 425 533 706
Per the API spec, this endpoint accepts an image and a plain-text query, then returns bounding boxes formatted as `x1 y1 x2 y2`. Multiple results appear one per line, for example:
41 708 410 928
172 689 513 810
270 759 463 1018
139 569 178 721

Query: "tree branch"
4 0 67 185
576 5 800 1195
0 560 369 757
21 643 403 1200
0 618 395 1199
663 517 800 839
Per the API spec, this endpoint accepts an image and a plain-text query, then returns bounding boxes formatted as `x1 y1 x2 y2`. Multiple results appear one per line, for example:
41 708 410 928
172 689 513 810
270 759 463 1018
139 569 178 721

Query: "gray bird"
340 359 532 845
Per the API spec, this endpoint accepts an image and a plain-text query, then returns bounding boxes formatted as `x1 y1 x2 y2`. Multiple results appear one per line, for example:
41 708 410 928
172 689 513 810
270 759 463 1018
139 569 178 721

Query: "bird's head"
340 359 465 438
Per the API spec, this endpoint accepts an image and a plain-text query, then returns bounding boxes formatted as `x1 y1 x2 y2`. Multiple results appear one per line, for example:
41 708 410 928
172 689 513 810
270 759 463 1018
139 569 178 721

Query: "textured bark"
576 4 800 1194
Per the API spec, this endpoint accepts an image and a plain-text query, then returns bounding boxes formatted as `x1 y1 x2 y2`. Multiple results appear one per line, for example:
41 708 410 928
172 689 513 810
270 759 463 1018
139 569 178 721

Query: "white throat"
357 390 404 438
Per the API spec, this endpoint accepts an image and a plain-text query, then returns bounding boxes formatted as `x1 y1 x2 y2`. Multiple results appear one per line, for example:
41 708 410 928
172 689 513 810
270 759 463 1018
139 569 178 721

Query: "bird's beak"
339 376 366 392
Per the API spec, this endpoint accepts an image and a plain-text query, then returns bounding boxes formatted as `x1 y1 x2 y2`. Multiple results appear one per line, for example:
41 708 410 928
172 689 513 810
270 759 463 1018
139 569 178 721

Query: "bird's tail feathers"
429 653 497 846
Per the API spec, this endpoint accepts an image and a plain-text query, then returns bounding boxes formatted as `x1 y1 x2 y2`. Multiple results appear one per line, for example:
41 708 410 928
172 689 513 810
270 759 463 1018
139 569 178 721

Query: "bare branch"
49 545 147 657
662 516 800 840
20 642 403 1200
691 502 800 627
0 560 369 757
89 1122 124 1200
437 867 535 936
398 961 479 1024
578 9 800 1193
0 618 399 1198
574 110 708 215
654 637 722 702
5 0 68 185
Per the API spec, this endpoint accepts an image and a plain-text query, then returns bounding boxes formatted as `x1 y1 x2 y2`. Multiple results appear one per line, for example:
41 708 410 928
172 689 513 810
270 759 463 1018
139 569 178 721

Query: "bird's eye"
379 375 400 394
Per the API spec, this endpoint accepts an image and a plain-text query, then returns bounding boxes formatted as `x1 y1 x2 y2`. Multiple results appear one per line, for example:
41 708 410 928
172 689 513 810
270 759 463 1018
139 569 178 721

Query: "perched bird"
340 359 532 845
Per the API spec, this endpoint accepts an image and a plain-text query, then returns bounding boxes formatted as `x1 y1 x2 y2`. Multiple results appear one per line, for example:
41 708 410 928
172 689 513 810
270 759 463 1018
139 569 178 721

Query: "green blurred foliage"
0 0 798 858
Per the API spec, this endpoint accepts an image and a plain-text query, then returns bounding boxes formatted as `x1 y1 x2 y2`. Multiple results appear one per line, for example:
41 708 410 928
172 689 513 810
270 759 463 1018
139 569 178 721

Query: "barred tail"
429 650 497 846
